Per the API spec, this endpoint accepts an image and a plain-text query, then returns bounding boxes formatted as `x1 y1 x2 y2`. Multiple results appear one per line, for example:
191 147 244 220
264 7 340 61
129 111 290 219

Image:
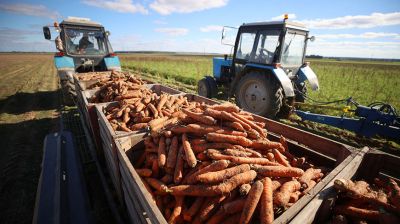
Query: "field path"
0 54 60 223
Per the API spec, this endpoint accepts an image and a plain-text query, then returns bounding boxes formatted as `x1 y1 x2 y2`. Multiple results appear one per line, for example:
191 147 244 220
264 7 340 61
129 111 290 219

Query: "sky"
0 0 399 58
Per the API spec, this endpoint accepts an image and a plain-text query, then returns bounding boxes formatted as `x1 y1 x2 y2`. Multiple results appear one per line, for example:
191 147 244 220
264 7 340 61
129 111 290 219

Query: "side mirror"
309 36 315 42
105 31 111 36
43 26 51 40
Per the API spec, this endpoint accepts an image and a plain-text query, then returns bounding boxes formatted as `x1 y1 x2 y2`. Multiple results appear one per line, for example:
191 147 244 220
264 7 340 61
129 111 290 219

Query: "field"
0 53 399 223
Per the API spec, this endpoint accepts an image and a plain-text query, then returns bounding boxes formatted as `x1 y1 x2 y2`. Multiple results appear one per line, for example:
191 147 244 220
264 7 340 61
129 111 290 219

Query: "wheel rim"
239 80 269 114
198 80 208 97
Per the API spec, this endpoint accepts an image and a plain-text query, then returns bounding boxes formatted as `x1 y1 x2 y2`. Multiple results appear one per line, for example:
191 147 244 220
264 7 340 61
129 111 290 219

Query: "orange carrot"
240 180 264 224
207 209 226 224
196 195 226 222
260 177 273 224
151 159 159 178
182 133 197 168
168 170 257 197
302 180 316 195
274 180 301 207
222 198 246 214
168 196 184 224
239 184 252 196
182 108 216 125
158 136 167 168
181 162 211 184
334 205 379 221
130 123 148 130
145 177 168 193
266 153 274 161
196 164 251 184
157 94 168 111
223 121 245 131
186 160 230 184
233 146 263 158
174 146 184 184
183 197 205 222
136 168 152 177
251 139 282 150
147 103 158 117
192 142 235 153
206 132 253 147
251 165 304 177
166 136 179 174
208 102 240 113
207 149 282 166
272 148 291 167
196 152 208 161
191 138 207 145
299 168 322 189
215 129 248 137
232 112 266 138
289 191 302 203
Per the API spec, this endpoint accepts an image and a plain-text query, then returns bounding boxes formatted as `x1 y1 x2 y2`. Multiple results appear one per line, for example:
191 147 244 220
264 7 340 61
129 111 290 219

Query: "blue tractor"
43 17 121 104
198 18 319 118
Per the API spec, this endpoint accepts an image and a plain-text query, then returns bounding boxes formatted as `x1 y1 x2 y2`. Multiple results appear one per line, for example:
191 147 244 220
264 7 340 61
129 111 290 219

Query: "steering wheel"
260 49 273 62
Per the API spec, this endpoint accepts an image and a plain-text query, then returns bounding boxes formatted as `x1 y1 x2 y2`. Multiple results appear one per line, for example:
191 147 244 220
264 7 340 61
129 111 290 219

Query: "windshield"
64 28 108 55
251 30 280 64
281 32 306 66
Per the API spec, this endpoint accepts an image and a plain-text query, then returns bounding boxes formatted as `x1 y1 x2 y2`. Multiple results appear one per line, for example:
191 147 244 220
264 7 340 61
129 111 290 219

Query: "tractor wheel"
60 80 75 106
295 82 307 103
198 76 218 98
235 71 283 118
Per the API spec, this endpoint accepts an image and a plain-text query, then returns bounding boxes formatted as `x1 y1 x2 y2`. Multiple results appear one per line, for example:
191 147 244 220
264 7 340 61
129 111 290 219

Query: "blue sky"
0 0 399 58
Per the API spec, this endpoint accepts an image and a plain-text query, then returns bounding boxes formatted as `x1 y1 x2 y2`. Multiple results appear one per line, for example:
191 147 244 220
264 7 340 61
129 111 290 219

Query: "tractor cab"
198 18 319 118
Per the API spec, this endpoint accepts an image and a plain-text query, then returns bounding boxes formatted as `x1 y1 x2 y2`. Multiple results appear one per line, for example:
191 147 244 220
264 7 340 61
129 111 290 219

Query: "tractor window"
236 32 256 60
253 30 280 64
281 32 306 66
64 28 108 55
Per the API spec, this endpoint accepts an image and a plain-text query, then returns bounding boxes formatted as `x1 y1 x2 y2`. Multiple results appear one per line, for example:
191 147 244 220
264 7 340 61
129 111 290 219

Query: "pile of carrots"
131 102 325 224
331 178 400 223
75 71 112 81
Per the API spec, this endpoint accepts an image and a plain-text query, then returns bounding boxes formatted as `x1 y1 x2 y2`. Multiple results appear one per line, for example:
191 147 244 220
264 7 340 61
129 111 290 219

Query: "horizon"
0 0 399 59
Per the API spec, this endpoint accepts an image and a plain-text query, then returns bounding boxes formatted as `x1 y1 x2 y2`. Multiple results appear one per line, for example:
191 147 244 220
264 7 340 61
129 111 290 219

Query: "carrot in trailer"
334 205 379 221
274 180 301 207
182 133 197 168
206 132 253 147
196 195 226 222
182 108 217 125
196 164 251 184
145 177 169 193
166 136 179 174
174 146 184 184
272 149 291 167
208 102 240 113
136 168 152 177
251 165 304 177
207 149 282 166
183 197 205 222
239 183 252 196
240 180 264 224
168 196 184 224
260 177 273 224
186 160 230 184
158 136 167 168
222 198 246 214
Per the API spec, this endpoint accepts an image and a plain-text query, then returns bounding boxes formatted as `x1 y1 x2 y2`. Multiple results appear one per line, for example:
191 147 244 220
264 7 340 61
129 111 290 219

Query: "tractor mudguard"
297 65 319 91
244 63 295 97
104 56 121 71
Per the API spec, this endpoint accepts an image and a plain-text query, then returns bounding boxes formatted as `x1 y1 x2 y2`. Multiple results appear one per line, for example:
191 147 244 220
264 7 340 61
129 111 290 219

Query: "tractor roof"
60 17 103 28
241 21 308 31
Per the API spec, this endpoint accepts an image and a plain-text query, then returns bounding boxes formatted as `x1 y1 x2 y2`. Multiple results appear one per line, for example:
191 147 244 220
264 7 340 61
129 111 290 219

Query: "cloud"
271 13 296 21
0 27 53 52
154 19 167 25
298 12 400 29
0 3 60 19
150 0 228 15
82 0 148 14
200 25 222 32
316 32 400 40
154 28 189 36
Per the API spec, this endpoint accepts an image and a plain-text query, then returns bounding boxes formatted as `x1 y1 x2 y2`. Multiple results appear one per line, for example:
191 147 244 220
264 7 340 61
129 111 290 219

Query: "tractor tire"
295 82 307 103
235 71 283 118
60 80 75 106
198 76 218 98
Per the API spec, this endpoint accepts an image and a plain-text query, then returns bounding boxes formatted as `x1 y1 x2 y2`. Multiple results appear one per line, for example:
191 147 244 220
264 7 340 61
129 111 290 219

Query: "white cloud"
200 25 222 32
150 0 228 15
316 32 400 39
298 12 400 29
82 0 148 14
0 3 60 19
154 28 189 36
271 13 296 21
154 19 167 25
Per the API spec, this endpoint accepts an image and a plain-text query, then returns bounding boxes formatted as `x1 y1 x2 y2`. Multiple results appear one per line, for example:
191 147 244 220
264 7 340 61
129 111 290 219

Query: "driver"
78 33 92 54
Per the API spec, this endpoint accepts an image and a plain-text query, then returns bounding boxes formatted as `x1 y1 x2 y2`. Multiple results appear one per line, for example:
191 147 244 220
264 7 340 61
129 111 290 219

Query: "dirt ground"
0 53 60 223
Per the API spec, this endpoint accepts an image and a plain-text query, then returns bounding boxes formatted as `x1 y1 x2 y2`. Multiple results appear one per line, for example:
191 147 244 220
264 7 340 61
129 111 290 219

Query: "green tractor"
198 18 319 118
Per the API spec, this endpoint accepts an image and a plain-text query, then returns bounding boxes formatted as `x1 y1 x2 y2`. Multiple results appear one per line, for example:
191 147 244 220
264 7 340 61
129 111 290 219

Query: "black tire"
60 80 75 106
235 71 283 118
295 82 307 103
197 76 218 98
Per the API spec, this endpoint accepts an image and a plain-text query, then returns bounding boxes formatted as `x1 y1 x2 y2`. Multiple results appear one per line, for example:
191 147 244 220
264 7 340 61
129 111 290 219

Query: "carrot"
300 168 322 189
260 177 273 224
208 102 240 113
251 139 282 150
196 152 208 161
151 159 160 178
233 146 263 158
280 135 289 151
223 121 245 132
157 94 168 111
196 164 251 184
145 178 169 193
192 142 235 153
196 195 226 222
240 180 264 224
206 132 253 147
181 162 211 184
251 165 304 177
166 136 179 174
182 108 216 125
182 133 197 168
222 198 246 214
183 197 205 222
147 103 158 117
149 117 168 130
207 209 226 224
123 107 131 123
168 170 257 196
271 178 292 191
223 149 253 157
274 180 301 207
221 213 241 224
191 138 207 145
118 123 131 132
130 123 148 131
232 112 266 138
289 191 301 203
174 146 184 184
215 129 248 137
272 148 291 167
168 196 184 224
302 180 316 195
158 136 167 168
334 205 379 221
207 150 282 166
221 111 252 130
136 168 152 177
134 152 146 168
185 160 230 184
239 184 252 196
266 153 274 161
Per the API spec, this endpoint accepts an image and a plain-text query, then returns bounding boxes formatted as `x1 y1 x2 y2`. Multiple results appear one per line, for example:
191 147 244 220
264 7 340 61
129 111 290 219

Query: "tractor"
198 16 319 118
43 17 121 104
